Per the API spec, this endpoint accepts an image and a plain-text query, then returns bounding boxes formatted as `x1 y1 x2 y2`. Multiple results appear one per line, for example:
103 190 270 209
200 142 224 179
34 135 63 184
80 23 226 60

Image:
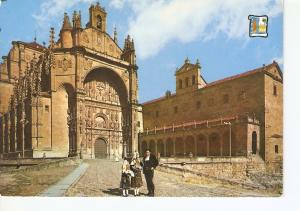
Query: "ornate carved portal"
83 68 128 159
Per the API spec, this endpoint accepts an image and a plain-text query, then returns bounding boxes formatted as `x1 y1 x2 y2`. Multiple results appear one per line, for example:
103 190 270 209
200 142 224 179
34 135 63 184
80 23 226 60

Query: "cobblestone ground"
65 159 279 197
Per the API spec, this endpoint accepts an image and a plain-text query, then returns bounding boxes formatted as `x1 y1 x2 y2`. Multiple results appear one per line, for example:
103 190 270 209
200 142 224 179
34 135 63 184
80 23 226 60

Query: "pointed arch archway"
52 83 76 157
83 67 129 158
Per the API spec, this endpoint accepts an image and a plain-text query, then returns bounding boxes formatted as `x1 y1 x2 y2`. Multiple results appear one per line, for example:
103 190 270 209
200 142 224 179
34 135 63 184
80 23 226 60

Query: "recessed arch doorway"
94 138 107 158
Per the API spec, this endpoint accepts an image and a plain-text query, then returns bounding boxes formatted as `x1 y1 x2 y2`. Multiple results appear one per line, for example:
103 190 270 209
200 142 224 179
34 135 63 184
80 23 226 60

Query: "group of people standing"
120 149 158 197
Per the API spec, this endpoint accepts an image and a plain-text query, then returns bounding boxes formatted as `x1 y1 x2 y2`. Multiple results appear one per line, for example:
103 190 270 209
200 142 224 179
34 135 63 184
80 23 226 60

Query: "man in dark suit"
141 149 159 196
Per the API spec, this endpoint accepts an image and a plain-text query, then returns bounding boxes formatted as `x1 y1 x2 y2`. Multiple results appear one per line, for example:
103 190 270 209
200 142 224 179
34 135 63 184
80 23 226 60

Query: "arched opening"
141 141 148 154
157 139 165 157
185 77 189 87
252 131 257 154
185 136 195 156
166 138 173 157
94 138 107 158
175 137 184 156
95 115 106 128
97 15 102 30
52 83 75 157
209 133 221 156
223 131 236 156
84 67 128 158
149 140 156 154
178 79 182 89
192 75 196 85
273 85 277 96
197 134 207 156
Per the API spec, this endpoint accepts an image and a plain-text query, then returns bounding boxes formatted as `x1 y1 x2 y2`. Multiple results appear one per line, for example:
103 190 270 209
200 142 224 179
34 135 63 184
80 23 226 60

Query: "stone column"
3 115 8 154
20 106 26 158
154 140 158 156
163 139 167 157
206 134 209 157
6 113 11 153
173 139 176 156
183 139 186 157
13 109 17 153
75 96 85 157
0 118 3 155
194 135 197 156
221 137 223 156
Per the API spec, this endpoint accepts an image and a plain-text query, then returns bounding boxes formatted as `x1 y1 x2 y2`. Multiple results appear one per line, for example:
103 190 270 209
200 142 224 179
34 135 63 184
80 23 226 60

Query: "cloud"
110 0 283 60
109 0 125 9
33 0 97 29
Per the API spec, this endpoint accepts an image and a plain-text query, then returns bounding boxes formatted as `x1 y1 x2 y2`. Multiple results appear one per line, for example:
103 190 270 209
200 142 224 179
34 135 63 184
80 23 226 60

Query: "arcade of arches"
139 119 260 158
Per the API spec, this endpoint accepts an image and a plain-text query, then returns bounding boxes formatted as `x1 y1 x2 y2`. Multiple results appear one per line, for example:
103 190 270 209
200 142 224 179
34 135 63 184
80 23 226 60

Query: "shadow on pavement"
102 188 150 197
102 188 122 196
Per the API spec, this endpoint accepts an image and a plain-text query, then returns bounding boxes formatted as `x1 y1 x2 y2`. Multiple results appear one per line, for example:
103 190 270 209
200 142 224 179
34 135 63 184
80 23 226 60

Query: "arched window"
275 145 279 154
179 79 183 89
97 15 102 30
252 131 257 154
95 115 106 128
192 75 196 85
185 77 189 87
273 85 277 96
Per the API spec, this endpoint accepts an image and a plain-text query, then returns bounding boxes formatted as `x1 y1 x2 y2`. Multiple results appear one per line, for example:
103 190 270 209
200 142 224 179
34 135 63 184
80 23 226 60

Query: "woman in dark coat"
130 157 143 196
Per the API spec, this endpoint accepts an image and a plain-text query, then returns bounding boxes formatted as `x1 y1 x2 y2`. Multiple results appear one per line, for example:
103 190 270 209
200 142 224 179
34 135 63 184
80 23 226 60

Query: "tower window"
192 75 196 85
273 85 277 96
179 79 183 89
97 15 102 30
45 105 49 112
275 145 279 154
174 106 178 114
156 111 159 118
185 77 189 87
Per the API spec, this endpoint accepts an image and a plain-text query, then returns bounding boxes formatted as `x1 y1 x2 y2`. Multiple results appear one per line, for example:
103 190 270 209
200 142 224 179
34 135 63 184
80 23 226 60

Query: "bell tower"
87 2 107 32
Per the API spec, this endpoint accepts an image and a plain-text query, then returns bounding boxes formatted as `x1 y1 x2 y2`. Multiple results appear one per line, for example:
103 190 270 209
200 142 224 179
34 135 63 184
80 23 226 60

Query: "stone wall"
158 156 282 190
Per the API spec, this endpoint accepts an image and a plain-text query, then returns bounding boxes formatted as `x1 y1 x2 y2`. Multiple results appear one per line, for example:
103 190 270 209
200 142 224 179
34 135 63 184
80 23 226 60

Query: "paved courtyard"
65 159 279 197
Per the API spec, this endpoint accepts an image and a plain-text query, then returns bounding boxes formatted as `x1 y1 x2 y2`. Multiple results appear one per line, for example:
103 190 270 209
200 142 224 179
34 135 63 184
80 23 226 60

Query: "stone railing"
140 114 260 136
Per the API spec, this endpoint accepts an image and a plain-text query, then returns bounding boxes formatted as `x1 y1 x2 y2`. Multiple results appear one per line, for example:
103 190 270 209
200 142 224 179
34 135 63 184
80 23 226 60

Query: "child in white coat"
120 157 134 197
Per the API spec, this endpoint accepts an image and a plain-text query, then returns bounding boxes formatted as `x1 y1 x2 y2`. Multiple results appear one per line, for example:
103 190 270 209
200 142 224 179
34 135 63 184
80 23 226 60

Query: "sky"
0 0 283 103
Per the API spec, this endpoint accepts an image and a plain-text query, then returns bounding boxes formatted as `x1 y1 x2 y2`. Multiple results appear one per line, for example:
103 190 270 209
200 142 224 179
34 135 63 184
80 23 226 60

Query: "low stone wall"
266 161 283 175
0 157 82 173
158 156 283 191
157 164 263 189
162 161 248 181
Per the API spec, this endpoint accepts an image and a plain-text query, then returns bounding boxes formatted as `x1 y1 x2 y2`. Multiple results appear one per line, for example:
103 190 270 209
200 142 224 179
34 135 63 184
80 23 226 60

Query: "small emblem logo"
248 15 268 38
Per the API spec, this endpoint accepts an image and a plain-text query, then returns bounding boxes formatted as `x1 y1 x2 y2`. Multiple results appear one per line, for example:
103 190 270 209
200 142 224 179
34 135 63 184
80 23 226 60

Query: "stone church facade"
0 3 141 158
140 58 283 164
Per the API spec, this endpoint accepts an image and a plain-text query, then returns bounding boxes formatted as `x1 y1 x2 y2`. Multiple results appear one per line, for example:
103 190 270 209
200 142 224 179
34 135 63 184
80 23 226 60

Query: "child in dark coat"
130 154 143 196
